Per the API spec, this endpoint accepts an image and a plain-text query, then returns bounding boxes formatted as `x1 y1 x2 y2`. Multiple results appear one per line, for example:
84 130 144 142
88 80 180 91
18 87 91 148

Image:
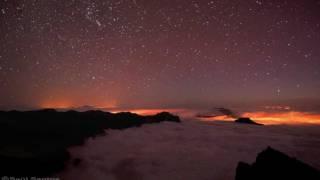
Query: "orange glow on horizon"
112 108 187 115
37 100 320 125
95 100 118 109
198 111 320 125
242 111 320 125
40 100 74 109
114 109 320 125
197 115 232 121
40 98 118 110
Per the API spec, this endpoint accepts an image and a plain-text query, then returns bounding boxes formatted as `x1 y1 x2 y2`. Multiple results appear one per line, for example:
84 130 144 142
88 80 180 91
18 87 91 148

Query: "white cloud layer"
59 120 320 180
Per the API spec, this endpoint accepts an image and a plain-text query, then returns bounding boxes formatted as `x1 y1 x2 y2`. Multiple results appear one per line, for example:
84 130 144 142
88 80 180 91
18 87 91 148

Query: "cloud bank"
60 120 320 180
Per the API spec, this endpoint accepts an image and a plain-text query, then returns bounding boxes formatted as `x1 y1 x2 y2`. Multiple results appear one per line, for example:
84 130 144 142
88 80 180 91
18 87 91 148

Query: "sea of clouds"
59 119 320 180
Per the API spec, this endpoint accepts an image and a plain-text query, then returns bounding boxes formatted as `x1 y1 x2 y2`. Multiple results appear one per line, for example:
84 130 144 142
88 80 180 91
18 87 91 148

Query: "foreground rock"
0 109 180 177
236 147 320 180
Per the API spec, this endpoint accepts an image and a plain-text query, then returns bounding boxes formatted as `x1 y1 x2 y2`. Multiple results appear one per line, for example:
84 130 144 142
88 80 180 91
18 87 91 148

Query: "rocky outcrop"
235 117 263 125
235 147 320 180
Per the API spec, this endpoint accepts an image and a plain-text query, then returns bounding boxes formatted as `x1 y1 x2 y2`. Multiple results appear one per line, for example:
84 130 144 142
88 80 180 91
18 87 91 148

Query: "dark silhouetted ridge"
0 109 180 177
235 147 320 180
235 117 263 125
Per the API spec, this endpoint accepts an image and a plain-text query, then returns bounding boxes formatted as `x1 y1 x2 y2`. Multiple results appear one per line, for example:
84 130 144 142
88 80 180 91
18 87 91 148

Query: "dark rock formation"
0 149 70 177
235 117 263 125
0 110 180 177
72 158 82 167
235 147 320 180
146 112 180 123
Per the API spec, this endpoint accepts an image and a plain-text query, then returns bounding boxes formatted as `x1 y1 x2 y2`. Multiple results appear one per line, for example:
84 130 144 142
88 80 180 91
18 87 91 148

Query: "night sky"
1 0 320 111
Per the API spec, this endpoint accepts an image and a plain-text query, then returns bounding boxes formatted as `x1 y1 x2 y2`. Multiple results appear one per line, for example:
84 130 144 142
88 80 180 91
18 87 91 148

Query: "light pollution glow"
39 100 320 125
118 106 320 125
197 111 320 125
40 99 118 109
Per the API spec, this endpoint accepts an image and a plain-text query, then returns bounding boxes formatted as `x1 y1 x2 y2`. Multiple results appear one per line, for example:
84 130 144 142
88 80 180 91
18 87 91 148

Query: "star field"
0 0 320 110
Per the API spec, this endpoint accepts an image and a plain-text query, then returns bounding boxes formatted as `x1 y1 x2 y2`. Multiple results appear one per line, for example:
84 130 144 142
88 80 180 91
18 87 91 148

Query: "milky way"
0 0 320 110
